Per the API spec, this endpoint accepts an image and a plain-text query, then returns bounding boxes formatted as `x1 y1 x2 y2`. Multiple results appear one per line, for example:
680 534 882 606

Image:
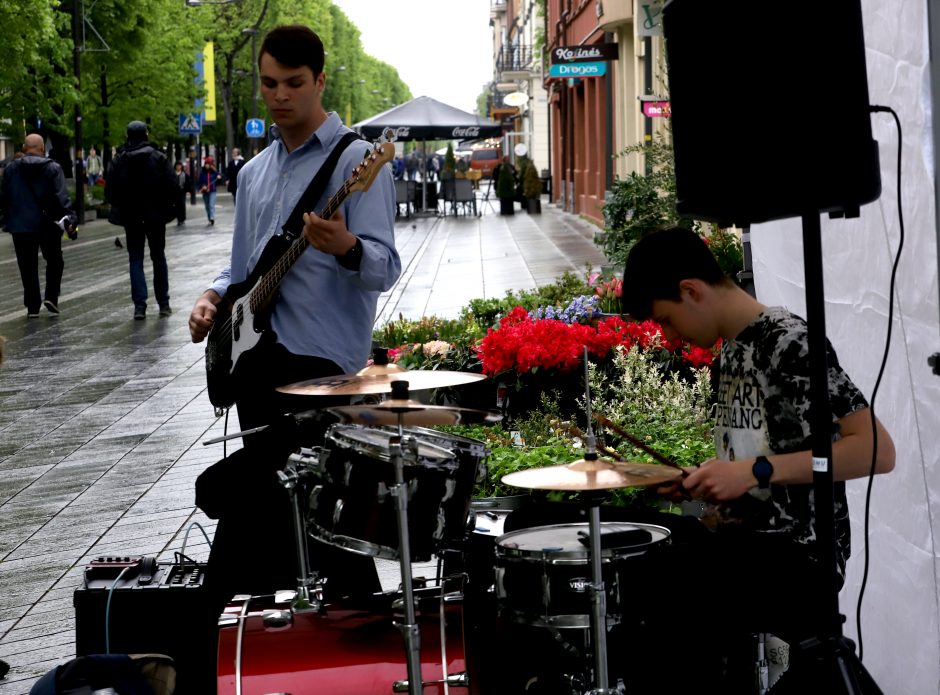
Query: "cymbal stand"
584 496 619 695
580 347 620 694
279 453 322 613
390 417 424 695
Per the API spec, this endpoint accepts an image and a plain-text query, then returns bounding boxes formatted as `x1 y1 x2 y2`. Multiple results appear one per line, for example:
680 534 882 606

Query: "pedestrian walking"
198 156 220 225
225 148 245 204
105 120 177 320
85 147 103 188
1 133 77 318
173 161 189 225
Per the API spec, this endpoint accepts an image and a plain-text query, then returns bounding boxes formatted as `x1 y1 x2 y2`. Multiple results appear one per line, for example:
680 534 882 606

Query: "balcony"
598 0 633 31
496 44 534 80
491 0 507 17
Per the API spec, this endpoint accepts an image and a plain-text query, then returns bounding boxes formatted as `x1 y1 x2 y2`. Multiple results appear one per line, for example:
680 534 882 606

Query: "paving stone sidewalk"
0 194 606 693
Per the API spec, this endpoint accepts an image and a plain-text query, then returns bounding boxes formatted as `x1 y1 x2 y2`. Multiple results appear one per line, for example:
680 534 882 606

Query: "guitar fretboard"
249 178 355 313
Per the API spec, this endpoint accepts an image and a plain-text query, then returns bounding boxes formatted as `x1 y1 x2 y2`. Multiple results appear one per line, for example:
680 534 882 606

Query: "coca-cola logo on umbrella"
452 126 480 138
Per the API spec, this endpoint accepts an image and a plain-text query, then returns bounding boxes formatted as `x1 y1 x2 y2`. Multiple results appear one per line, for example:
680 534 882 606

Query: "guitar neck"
249 179 354 312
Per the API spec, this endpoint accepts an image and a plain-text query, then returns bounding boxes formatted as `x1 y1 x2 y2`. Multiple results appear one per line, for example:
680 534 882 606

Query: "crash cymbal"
276 366 487 396
327 400 502 427
502 457 681 491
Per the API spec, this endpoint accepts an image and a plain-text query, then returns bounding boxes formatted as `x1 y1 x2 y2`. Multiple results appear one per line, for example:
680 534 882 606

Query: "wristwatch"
752 456 774 489
336 236 363 271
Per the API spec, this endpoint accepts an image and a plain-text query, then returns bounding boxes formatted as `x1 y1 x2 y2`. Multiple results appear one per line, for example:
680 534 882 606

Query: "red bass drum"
218 593 468 695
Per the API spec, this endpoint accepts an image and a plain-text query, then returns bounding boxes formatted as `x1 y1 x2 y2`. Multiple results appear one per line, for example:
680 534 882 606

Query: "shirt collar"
270 112 342 154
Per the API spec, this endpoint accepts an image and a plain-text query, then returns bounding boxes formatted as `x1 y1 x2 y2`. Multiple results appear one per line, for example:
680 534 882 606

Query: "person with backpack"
105 120 177 320
1 134 77 318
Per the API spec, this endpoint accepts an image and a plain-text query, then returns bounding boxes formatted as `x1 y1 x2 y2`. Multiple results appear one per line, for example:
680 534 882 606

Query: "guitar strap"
280 130 364 240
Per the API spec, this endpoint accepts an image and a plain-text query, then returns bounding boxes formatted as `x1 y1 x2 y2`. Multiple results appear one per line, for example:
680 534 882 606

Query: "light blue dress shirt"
210 112 401 374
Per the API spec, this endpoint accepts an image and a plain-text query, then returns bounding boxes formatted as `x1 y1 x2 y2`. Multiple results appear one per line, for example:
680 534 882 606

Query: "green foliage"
601 136 744 280
705 226 744 282
0 0 413 159
523 161 541 199
443 142 456 176
496 159 515 199
601 137 691 267
587 345 715 470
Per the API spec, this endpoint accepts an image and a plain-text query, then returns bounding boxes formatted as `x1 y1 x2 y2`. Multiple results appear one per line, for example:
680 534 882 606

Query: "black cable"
856 104 903 661
223 407 230 458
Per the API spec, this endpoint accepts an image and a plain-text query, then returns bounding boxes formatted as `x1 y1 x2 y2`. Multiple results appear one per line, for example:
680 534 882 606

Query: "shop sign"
549 62 607 78
551 44 619 64
642 100 671 117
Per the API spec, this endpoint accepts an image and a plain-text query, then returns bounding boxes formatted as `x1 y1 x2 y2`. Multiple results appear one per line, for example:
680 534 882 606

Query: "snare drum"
308 424 461 561
495 522 670 629
218 593 467 695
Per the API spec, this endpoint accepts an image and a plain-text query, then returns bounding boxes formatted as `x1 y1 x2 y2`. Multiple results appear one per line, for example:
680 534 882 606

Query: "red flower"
476 307 716 377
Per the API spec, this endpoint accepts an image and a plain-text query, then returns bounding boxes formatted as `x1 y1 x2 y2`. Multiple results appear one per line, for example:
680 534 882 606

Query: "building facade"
490 0 550 178
544 0 667 225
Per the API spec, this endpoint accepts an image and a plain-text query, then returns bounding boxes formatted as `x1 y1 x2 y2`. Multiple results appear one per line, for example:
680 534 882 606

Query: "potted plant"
496 159 516 216
523 161 542 214
441 143 456 181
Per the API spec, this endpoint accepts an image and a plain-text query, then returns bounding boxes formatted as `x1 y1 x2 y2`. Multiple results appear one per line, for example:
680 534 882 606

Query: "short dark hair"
621 227 729 319
259 25 325 76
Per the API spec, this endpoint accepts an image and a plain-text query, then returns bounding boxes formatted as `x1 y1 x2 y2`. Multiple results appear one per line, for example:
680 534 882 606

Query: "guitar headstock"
347 140 396 195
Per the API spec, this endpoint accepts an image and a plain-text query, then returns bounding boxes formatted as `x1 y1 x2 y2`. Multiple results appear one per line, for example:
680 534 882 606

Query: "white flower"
422 340 451 357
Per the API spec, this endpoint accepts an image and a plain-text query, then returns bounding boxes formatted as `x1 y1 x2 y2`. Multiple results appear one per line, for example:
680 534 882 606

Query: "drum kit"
212 358 683 695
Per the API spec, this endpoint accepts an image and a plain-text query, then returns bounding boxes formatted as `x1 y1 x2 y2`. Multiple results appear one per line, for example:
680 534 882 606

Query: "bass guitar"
205 139 395 409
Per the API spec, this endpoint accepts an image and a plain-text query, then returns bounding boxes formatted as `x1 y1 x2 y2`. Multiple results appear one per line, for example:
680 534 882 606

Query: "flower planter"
526 198 541 214
499 198 515 216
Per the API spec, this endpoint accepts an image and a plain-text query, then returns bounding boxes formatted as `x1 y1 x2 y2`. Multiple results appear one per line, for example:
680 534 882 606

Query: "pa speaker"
662 0 881 225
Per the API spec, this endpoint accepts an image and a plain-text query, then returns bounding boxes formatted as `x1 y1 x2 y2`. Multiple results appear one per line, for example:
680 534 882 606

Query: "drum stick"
593 413 686 474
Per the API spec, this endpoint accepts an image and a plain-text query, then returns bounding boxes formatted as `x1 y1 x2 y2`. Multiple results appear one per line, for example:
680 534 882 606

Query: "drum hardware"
328 394 502 427
392 672 470 693
390 429 426 695
500 348 671 695
279 453 325 612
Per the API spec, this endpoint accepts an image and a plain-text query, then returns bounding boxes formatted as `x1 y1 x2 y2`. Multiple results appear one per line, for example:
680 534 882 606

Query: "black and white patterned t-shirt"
713 306 869 580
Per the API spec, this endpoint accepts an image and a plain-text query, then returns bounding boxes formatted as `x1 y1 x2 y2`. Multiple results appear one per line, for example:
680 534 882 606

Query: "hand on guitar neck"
302 209 358 256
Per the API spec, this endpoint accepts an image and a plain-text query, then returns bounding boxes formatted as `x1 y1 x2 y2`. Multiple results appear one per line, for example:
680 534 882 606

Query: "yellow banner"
204 41 217 123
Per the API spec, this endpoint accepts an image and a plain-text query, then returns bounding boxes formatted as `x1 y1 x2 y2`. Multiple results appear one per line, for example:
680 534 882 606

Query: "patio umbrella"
352 96 502 212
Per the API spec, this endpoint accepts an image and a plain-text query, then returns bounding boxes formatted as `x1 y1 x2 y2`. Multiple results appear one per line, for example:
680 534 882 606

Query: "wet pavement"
0 191 606 693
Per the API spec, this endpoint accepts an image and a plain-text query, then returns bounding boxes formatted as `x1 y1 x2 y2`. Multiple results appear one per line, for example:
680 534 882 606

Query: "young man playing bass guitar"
188 24 401 614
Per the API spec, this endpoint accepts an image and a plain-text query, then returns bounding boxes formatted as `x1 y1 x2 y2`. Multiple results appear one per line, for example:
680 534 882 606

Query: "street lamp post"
242 27 259 155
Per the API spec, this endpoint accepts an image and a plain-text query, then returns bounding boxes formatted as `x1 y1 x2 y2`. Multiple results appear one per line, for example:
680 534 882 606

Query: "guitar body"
202 135 396 410
205 234 291 408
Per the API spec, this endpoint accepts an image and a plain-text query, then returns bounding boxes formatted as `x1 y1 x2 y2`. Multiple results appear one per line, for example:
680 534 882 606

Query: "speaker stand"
796 212 882 695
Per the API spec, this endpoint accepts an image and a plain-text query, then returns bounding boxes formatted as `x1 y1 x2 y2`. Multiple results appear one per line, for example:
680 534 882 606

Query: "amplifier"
74 556 215 695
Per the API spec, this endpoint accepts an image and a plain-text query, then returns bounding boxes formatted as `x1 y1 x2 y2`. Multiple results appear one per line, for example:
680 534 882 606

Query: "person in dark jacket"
173 161 189 226
224 147 245 204
1 134 77 318
106 121 177 320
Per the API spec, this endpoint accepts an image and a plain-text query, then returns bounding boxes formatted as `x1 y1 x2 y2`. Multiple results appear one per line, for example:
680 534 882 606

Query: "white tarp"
750 1 940 691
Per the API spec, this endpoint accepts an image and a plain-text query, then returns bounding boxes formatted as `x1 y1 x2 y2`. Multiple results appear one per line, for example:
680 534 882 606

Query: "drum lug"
392 671 470 692
261 609 293 628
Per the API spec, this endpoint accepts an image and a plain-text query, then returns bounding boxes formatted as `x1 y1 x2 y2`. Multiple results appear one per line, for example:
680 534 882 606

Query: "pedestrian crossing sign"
179 113 203 135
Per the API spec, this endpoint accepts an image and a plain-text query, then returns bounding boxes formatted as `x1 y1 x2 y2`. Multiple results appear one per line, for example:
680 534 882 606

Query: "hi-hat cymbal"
328 400 502 427
501 457 681 491
276 366 487 396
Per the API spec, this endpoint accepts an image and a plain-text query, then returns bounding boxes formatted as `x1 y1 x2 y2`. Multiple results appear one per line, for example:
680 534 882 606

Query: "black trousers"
12 226 63 312
202 339 380 613
175 190 187 223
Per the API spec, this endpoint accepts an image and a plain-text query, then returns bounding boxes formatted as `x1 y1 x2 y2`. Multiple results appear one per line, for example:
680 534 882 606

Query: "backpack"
30 653 176 695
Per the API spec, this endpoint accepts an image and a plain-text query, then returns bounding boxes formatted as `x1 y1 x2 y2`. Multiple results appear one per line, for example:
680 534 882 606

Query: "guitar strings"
209 177 358 348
